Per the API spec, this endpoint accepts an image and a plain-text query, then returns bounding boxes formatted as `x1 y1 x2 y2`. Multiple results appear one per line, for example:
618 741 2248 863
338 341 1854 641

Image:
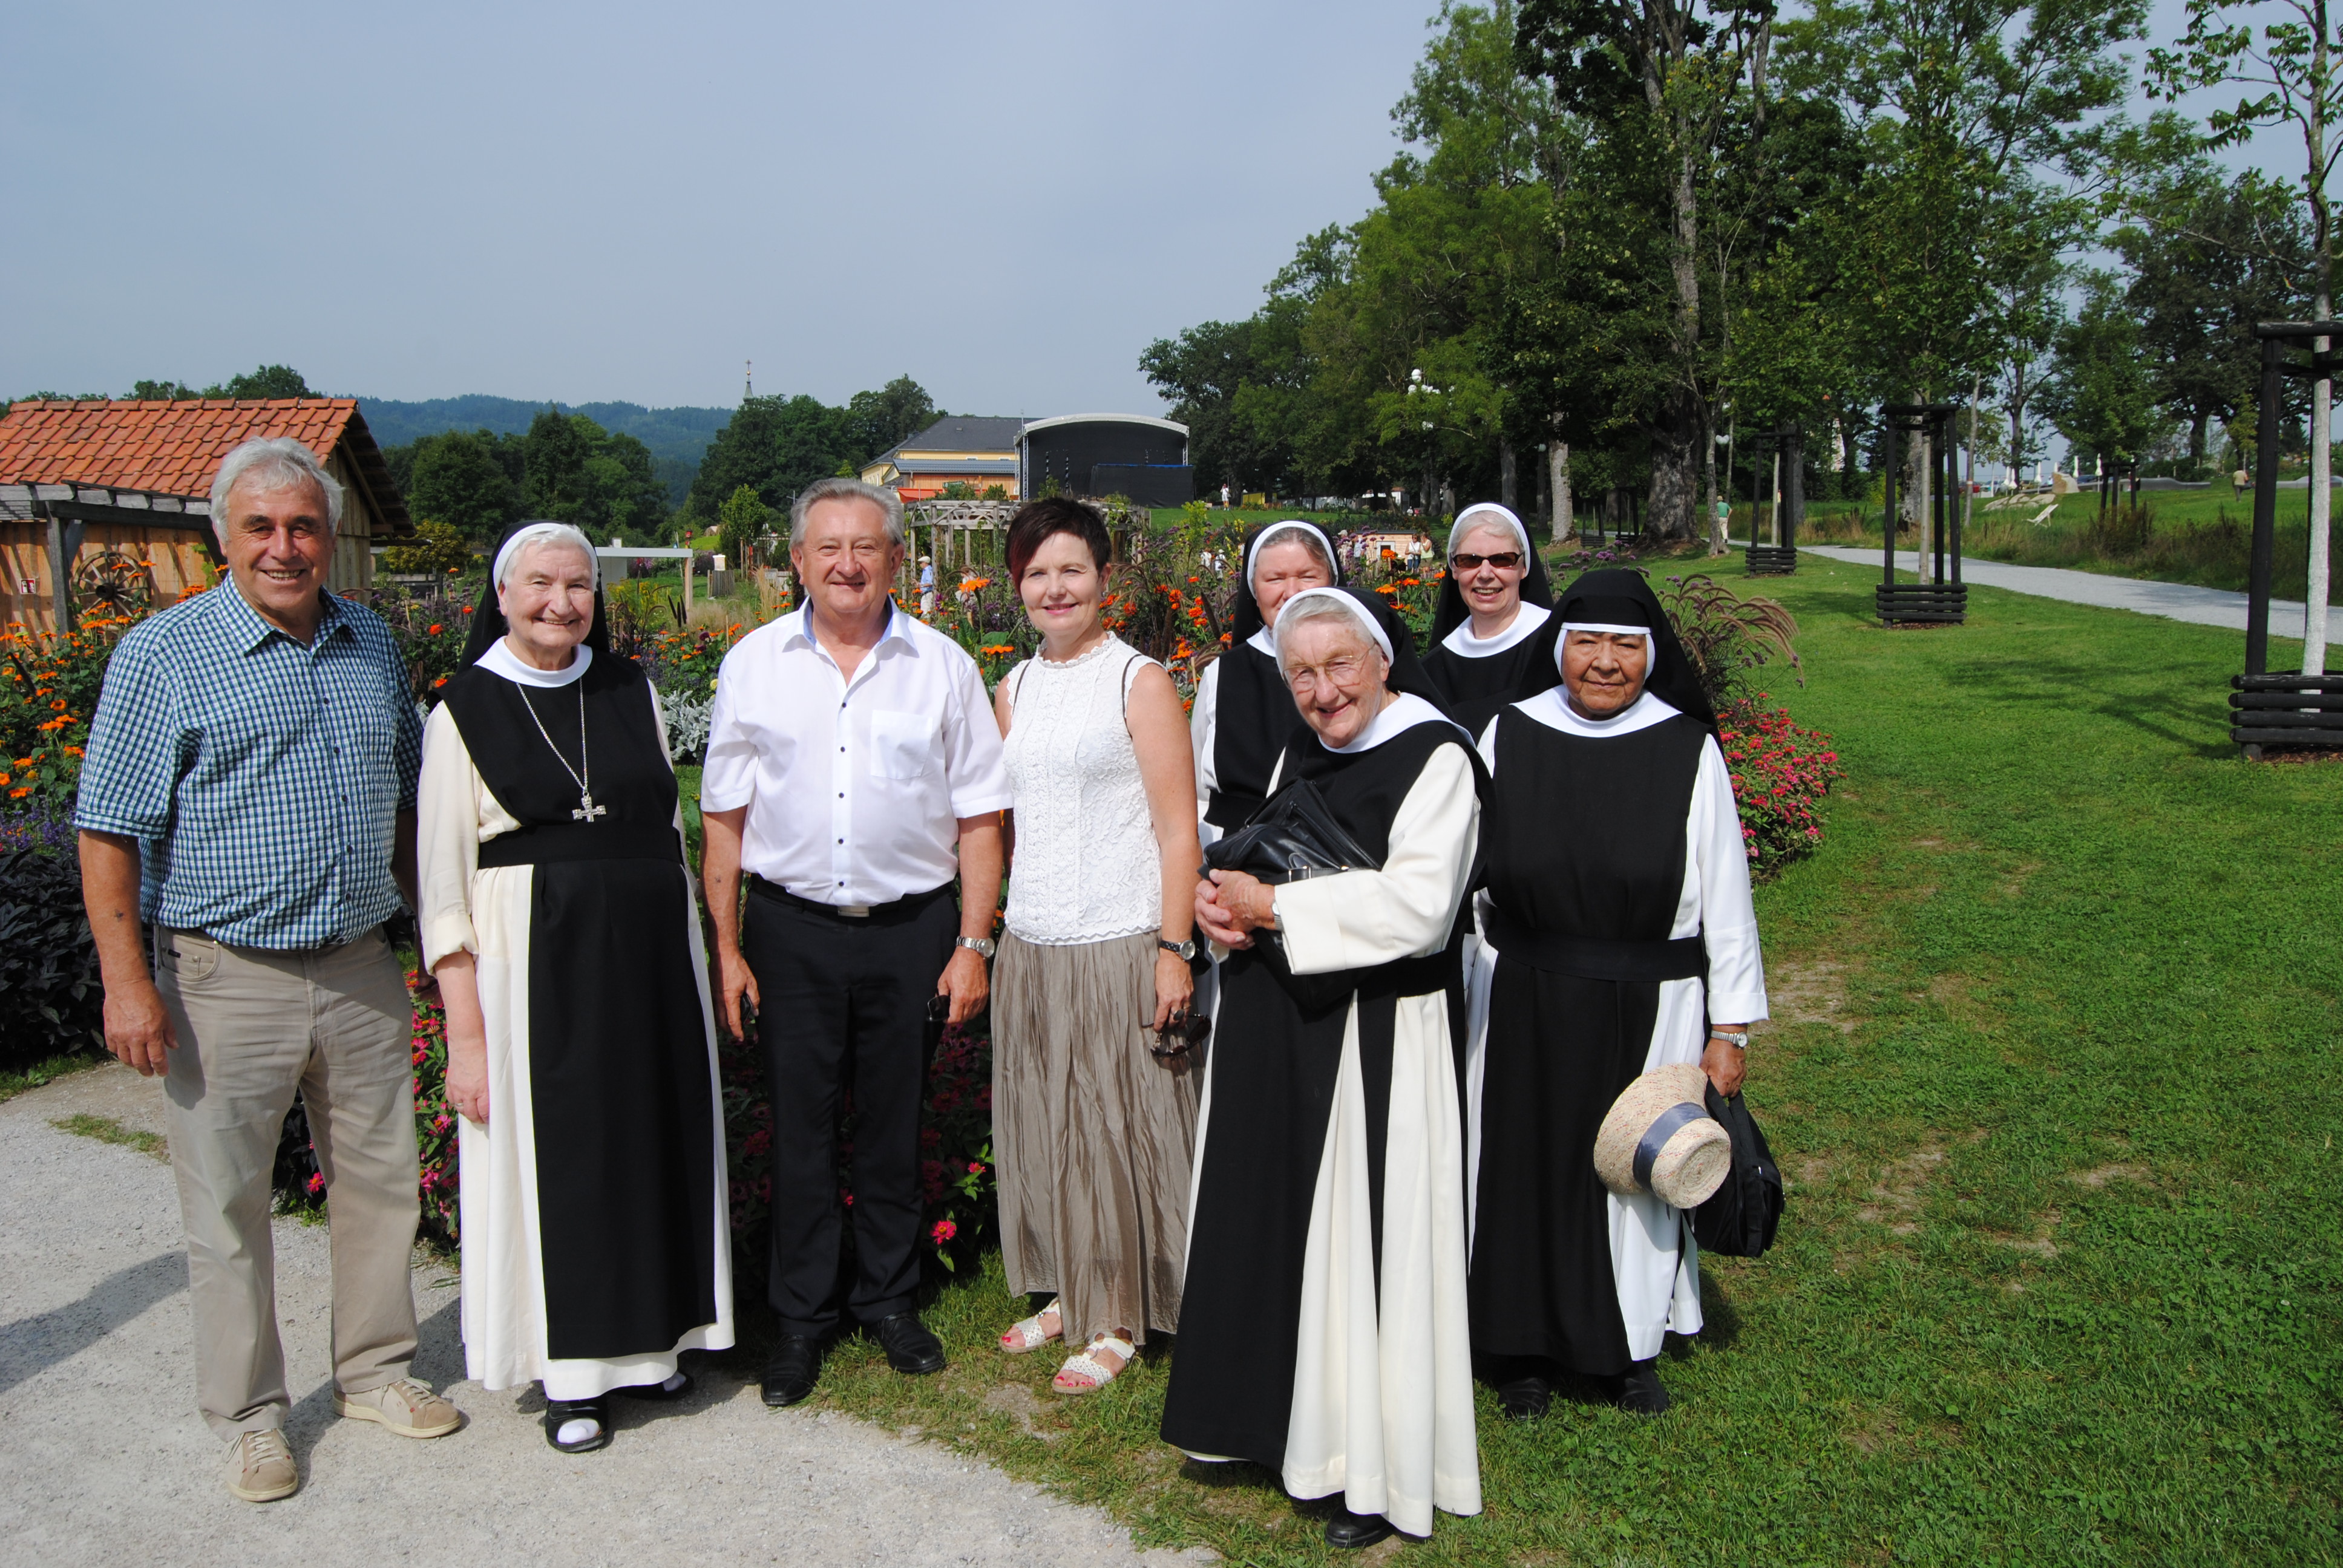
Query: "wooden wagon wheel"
71 549 156 616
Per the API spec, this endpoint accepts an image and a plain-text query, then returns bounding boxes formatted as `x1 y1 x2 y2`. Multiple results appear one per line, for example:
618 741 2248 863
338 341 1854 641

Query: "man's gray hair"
789 477 905 550
208 437 343 549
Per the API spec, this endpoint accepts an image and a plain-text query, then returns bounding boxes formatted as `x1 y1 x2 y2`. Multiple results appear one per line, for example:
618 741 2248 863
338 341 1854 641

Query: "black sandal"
544 1396 611 1453
615 1370 693 1402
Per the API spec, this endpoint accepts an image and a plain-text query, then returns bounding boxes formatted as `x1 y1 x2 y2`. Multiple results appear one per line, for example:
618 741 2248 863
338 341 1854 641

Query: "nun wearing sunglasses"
1420 502 1562 737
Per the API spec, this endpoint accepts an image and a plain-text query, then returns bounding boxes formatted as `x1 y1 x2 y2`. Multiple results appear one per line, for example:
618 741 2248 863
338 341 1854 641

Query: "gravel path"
1798 544 2324 637
0 1062 1207 1568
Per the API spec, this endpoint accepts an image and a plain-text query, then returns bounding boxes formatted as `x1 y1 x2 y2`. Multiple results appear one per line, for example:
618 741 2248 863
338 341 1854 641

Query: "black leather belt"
749 875 952 924
1482 905 1705 982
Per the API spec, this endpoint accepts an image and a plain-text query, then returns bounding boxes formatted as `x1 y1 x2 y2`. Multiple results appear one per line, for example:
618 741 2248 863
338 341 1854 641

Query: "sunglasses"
1450 550 1524 570
1147 1007 1212 1061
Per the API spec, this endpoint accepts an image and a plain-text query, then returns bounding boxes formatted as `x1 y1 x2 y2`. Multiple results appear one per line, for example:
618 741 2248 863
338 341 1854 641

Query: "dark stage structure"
1018 414 1192 507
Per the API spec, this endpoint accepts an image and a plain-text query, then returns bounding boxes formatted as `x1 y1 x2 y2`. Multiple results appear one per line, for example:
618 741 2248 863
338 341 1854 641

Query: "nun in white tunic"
1163 587 1482 1549
1464 569 1766 1416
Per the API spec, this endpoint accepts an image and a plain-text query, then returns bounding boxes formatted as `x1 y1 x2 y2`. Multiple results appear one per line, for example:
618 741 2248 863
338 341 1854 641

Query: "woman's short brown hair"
1006 497 1113 583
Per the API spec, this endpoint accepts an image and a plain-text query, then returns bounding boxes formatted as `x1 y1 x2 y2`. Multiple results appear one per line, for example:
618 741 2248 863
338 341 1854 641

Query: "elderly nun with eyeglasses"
1161 586 1484 1552
419 522 732 1455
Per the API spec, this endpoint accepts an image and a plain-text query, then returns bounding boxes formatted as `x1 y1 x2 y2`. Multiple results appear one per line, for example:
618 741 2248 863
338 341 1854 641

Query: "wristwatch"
1160 935 1199 962
1709 1030 1750 1050
955 935 997 960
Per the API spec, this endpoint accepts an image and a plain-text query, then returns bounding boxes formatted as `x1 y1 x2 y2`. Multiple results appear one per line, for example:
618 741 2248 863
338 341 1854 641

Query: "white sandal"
999 1299 1063 1354
1052 1333 1135 1394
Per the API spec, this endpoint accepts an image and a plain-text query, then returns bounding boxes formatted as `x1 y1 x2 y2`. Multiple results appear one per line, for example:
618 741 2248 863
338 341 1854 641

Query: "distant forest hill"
358 395 732 503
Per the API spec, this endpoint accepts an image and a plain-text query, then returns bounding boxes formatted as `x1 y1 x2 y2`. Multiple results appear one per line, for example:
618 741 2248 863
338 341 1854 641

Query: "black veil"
459 521 614 670
1553 568 1714 729
1429 503 1553 644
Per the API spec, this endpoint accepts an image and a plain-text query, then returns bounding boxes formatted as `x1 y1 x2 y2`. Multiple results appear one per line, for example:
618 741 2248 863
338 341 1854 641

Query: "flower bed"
1717 694 1844 871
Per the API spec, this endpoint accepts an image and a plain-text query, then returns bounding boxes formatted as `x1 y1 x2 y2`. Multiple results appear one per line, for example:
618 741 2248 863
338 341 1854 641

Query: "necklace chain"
515 682 602 821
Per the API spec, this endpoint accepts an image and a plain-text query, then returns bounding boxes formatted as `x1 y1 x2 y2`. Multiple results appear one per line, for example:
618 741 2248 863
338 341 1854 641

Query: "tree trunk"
1499 438 1518 509
1646 387 1700 541
1901 426 1930 580
1533 443 1548 532
2190 409 2209 472
1703 399 1726 555
1552 434 1573 543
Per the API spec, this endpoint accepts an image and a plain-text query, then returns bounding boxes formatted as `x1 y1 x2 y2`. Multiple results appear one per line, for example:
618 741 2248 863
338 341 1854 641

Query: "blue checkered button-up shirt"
74 582 423 950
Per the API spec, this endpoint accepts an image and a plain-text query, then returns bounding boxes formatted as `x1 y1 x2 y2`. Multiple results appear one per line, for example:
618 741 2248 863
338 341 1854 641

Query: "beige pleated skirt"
992 929 1199 1344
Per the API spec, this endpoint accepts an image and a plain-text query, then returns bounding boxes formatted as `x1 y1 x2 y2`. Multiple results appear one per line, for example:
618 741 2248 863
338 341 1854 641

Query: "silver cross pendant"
573 792 608 823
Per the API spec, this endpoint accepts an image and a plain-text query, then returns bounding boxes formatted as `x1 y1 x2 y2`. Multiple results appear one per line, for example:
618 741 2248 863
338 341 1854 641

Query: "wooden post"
683 549 693 621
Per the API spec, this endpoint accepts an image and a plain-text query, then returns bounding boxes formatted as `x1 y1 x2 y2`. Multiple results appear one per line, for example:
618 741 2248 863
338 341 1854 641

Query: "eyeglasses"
1147 1008 1211 1061
1285 656 1370 694
1450 550 1523 570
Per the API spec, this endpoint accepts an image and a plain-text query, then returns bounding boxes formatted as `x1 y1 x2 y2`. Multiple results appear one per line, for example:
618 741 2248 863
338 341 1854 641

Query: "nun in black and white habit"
1420 501 1561 737
1164 587 1482 1551
1463 569 1767 1418
419 522 733 1454
1191 520 1341 846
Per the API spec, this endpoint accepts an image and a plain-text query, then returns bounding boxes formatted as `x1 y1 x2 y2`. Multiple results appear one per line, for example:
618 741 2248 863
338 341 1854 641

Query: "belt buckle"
838 904 871 919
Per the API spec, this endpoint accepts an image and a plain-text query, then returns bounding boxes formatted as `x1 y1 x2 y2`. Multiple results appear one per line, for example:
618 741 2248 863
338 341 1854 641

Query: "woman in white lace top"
989 498 1203 1394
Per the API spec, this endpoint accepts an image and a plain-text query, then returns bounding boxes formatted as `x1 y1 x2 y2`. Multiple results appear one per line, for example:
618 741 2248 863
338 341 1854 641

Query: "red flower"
931 1218 958 1243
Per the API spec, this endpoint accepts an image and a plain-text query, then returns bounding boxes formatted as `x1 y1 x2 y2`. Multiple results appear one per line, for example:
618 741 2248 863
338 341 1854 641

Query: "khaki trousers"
156 926 421 1437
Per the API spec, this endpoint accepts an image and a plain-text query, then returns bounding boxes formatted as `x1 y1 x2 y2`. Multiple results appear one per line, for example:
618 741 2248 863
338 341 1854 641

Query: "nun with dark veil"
1463 569 1767 1420
1164 586 1483 1552
418 521 732 1455
1190 520 1340 845
1420 502 1561 736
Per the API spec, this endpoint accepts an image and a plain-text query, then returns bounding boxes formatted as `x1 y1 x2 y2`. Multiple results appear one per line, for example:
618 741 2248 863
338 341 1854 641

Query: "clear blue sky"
0 1 2307 419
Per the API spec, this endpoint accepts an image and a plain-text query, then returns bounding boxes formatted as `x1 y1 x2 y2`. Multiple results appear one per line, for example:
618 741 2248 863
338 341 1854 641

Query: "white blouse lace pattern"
1001 635 1161 945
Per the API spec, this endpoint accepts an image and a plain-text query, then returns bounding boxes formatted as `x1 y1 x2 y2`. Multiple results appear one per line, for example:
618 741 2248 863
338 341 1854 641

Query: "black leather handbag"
1691 1084 1784 1258
1201 778 1381 884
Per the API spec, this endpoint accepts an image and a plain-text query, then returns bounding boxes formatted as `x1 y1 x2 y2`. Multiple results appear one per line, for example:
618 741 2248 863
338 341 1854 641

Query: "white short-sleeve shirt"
701 603 1011 906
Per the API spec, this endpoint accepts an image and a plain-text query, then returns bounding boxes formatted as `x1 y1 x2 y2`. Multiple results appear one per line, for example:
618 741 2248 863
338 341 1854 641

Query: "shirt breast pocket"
867 710 937 782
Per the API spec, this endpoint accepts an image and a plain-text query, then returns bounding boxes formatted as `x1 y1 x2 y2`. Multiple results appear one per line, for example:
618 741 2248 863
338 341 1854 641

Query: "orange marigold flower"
427 624 444 635
7 787 28 798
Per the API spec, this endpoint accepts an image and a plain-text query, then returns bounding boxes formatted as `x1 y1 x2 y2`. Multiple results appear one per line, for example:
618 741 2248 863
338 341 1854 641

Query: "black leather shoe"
871 1312 946 1375
544 1396 611 1454
1324 1510 1397 1550
1616 1359 1672 1416
1498 1371 1554 1419
762 1334 821 1407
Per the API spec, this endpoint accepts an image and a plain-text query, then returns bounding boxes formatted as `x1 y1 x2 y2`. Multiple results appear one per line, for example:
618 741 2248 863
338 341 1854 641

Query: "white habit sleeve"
1688 735 1768 1022
417 702 485 970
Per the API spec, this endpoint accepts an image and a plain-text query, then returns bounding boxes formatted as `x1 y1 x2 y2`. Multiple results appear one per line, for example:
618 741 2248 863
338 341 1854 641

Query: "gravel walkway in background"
0 1062 1207 1568
1798 545 2323 637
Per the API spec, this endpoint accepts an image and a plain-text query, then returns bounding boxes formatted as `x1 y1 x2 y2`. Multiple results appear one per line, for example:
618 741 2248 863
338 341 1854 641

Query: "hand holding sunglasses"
1147 1007 1211 1061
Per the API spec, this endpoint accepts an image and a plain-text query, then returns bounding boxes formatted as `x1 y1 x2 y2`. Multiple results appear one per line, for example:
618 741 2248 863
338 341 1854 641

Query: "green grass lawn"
719 550 2339 1565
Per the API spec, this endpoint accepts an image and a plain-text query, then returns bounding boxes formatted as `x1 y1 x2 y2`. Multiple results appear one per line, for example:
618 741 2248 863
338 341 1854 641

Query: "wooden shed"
0 399 410 632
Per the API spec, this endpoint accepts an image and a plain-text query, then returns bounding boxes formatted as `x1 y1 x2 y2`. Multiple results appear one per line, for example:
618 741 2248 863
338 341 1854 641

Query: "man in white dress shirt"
701 477 1011 1406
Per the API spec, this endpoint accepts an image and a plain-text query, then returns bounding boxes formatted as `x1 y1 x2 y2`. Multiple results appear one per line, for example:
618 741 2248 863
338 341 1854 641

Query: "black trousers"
742 880 956 1336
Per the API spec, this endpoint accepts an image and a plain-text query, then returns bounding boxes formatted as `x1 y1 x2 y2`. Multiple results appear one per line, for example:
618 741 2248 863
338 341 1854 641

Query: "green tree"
716 484 771 566
842 376 939 465
382 520 474 575
2038 273 2169 488
209 364 316 399
127 378 198 400
2119 164 2310 470
2149 0 2342 668
519 410 667 536
408 430 523 541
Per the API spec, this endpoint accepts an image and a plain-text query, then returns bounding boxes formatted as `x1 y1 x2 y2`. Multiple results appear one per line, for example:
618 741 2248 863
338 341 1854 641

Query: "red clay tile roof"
0 398 410 533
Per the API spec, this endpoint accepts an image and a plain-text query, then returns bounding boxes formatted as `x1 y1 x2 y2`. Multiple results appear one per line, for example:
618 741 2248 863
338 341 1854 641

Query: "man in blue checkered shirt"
77 437 465 1503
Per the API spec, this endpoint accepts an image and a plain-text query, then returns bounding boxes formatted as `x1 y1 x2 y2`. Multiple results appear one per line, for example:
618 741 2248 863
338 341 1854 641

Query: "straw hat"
1594 1063 1732 1208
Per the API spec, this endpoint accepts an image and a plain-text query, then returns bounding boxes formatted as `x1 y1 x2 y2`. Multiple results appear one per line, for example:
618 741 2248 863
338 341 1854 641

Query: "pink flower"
931 1219 958 1244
